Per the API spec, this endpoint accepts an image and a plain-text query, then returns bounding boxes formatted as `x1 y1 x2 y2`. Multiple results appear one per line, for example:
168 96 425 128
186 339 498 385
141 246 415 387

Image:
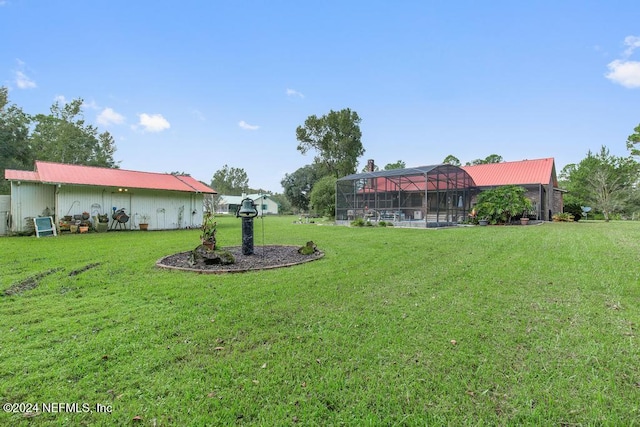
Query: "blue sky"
2 1 639 193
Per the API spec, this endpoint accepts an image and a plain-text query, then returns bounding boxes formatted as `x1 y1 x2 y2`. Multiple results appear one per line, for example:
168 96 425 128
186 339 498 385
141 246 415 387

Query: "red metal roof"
5 161 216 194
462 158 557 187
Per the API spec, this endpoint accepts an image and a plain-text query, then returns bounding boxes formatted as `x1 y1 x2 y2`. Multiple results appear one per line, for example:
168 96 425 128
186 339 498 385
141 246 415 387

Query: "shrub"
350 218 366 227
475 185 532 224
552 212 574 222
563 203 583 221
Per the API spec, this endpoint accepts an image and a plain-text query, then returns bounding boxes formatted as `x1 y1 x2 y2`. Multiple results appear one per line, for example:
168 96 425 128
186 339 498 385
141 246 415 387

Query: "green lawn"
1 217 639 426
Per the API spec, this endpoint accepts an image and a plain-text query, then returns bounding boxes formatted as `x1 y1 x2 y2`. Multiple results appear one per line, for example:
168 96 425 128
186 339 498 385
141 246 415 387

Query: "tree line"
0 87 118 194
5 82 640 220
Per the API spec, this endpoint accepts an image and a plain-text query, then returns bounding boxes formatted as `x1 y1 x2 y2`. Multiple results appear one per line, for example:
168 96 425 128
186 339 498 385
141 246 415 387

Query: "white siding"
57 186 204 230
9 183 206 233
9 182 55 233
0 195 10 236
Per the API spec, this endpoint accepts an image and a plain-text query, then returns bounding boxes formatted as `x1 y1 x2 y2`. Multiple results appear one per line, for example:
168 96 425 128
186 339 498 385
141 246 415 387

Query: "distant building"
216 193 279 215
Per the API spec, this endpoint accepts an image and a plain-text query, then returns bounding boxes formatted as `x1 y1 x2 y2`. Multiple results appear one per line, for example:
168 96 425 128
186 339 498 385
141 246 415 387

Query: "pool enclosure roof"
338 164 477 192
339 164 444 181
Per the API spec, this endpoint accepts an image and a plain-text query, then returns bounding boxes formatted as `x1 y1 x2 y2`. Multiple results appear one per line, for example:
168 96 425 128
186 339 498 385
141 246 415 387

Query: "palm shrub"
475 185 532 224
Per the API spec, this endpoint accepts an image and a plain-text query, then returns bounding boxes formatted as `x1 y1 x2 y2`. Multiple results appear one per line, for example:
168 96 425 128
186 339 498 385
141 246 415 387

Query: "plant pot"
520 218 530 225
69 225 78 233
478 219 489 226
96 223 108 233
79 226 89 233
139 223 149 231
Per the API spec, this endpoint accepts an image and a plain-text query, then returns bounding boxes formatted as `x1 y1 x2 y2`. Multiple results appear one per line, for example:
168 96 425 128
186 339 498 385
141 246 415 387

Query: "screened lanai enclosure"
336 164 477 227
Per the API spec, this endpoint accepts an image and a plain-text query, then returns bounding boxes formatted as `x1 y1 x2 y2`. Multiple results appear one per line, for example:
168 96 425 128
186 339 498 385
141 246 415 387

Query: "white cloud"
54 95 67 104
623 36 640 57
605 60 640 88
97 107 125 126
137 113 170 132
82 99 100 110
605 35 640 88
238 120 259 130
286 88 304 98
15 70 36 89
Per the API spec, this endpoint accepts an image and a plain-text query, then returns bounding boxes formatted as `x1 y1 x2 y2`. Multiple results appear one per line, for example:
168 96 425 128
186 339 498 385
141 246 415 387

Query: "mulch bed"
156 245 324 274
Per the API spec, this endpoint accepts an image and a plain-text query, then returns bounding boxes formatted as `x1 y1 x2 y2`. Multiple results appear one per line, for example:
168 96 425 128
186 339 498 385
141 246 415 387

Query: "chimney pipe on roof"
367 159 375 172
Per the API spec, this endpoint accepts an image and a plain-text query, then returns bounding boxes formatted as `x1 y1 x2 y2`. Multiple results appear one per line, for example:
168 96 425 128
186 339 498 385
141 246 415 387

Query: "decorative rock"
298 241 318 255
190 245 235 266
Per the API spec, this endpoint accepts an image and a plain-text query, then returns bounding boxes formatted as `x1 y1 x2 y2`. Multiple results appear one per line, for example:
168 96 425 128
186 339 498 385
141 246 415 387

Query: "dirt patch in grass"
156 245 324 274
3 268 63 296
68 262 102 276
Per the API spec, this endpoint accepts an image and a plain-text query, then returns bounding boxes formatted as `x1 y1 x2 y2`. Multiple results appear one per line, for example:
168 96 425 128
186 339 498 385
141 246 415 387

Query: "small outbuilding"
4 160 216 234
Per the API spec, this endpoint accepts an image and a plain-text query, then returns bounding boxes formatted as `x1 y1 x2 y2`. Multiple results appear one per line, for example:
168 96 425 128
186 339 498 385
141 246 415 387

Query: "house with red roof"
335 157 563 225
463 158 563 221
4 161 216 234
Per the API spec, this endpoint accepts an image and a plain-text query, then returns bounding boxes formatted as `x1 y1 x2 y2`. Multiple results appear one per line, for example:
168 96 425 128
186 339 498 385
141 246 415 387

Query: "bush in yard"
553 212 575 222
475 185 532 224
351 217 366 227
563 203 583 221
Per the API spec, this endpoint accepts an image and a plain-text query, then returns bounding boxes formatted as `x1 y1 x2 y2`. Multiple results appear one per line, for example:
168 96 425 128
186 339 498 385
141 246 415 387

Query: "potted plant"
200 211 217 250
139 214 151 231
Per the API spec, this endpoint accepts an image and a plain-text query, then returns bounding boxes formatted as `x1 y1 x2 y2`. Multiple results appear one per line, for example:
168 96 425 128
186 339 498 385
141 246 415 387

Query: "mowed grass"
1 217 640 426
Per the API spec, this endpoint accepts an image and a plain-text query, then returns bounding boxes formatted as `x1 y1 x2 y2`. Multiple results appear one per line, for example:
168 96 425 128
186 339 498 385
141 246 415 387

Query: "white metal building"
216 194 279 215
3 161 216 234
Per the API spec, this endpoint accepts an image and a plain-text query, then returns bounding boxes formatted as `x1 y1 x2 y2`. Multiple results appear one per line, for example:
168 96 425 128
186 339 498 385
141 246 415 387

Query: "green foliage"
30 98 119 168
563 203 583 221
281 164 325 212
210 164 249 195
296 108 364 178
350 217 366 227
268 193 292 215
626 123 640 157
560 146 639 221
552 212 574 222
442 154 461 166
309 175 337 218
466 154 503 166
0 87 33 194
200 197 217 248
383 160 406 170
475 185 532 224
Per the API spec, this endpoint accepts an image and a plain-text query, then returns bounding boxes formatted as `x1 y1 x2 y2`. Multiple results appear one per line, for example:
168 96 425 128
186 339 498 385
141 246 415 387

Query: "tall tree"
210 164 249 195
281 164 324 212
309 175 337 218
30 98 118 167
442 155 461 166
626 123 640 156
0 87 32 194
561 146 639 220
296 108 364 178
384 160 406 170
